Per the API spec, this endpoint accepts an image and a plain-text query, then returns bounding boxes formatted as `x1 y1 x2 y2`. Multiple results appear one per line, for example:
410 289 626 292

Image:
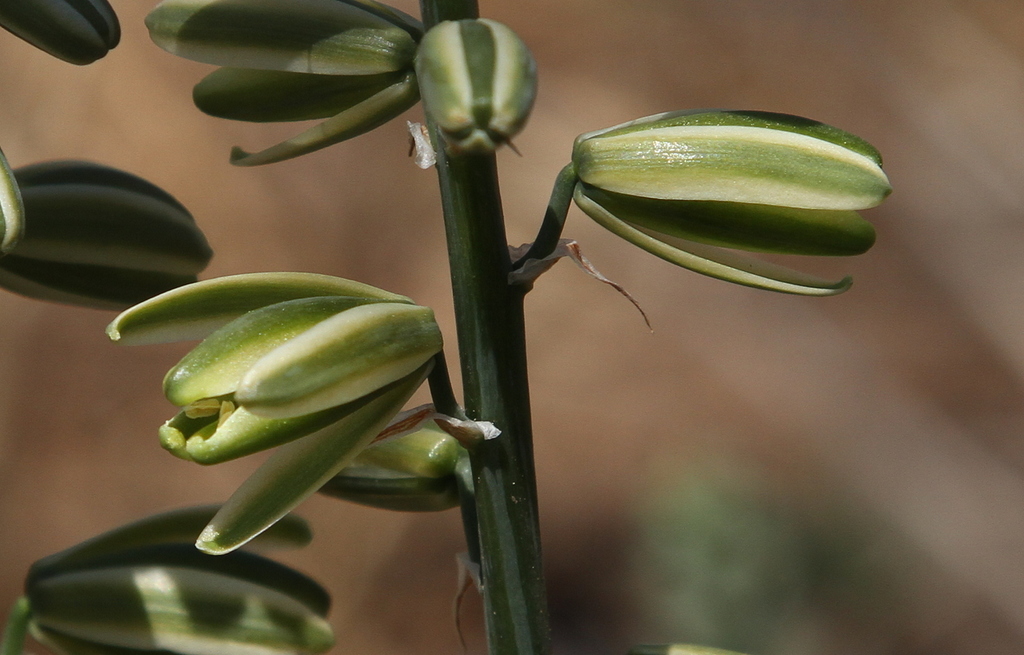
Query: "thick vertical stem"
418 3 551 654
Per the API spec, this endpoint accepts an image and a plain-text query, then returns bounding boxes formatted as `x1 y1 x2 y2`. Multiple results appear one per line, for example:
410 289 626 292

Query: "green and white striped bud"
146 0 423 165
27 548 333 655
146 0 419 75
14 508 330 655
572 110 891 295
415 19 537 154
0 0 119 65
0 161 211 309
318 423 461 512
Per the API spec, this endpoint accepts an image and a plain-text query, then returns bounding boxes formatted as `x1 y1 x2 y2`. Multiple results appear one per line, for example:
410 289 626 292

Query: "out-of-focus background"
2 0 1024 653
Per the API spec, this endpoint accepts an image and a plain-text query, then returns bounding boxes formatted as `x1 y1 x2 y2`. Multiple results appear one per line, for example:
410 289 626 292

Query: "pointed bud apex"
416 19 536 153
572 111 891 295
0 161 211 309
0 0 119 65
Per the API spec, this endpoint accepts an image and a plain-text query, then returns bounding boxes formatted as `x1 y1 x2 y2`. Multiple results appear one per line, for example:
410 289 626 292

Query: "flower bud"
0 161 212 309
0 0 119 65
319 424 461 512
197 363 432 554
27 548 333 655
415 19 537 153
146 0 424 165
146 0 418 75
17 508 331 655
571 111 891 295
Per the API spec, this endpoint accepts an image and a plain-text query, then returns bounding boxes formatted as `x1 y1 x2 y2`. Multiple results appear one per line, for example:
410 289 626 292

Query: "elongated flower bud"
197 364 432 554
416 19 536 153
319 424 461 512
0 161 211 309
571 110 891 295
147 0 423 165
17 509 331 655
0 0 119 65
146 0 418 75
28 553 333 655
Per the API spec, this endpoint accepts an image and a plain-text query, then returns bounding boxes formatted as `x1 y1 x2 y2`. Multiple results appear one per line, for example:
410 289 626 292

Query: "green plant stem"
419 3 552 653
1 598 30 655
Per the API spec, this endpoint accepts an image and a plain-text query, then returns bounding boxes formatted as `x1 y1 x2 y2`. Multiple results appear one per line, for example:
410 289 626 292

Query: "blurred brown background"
2 0 1024 653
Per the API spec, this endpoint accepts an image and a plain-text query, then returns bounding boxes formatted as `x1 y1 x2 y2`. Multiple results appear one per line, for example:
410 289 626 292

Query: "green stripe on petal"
0 147 25 254
229 71 418 166
235 303 442 418
107 272 412 346
574 124 891 210
163 296 389 406
145 0 417 75
197 365 430 554
574 184 852 296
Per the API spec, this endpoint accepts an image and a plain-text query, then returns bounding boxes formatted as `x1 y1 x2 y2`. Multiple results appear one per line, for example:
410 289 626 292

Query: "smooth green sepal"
415 18 536 153
574 184 852 296
0 0 119 65
27 507 312 586
350 423 460 478
579 185 876 256
197 365 431 554
28 566 333 655
235 302 443 418
163 296 391 406
318 472 459 512
159 397 367 465
229 71 419 166
107 272 412 346
145 0 418 75
0 146 24 254
193 68 410 123
574 120 891 210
